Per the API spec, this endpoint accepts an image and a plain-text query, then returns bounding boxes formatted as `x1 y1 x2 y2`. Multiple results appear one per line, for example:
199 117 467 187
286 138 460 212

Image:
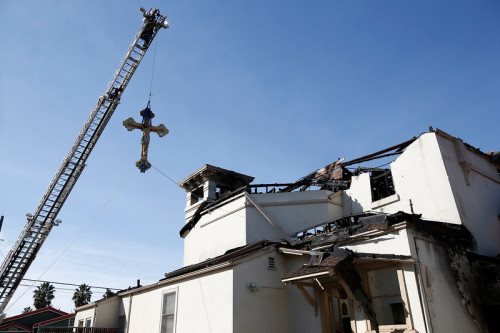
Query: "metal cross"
123 103 169 172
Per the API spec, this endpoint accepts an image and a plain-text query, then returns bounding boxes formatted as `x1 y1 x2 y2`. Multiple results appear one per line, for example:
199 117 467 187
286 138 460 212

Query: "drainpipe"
126 294 133 333
413 237 434 333
92 303 98 327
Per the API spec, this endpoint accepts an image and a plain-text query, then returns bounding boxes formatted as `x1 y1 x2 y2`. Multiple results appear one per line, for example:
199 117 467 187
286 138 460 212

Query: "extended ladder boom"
0 8 168 317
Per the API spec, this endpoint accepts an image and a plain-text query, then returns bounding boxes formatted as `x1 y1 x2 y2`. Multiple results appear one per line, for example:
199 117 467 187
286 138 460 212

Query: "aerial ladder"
0 8 169 320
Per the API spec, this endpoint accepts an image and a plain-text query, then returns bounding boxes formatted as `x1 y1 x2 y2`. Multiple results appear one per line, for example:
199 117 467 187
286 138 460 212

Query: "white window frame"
364 265 414 333
159 287 178 333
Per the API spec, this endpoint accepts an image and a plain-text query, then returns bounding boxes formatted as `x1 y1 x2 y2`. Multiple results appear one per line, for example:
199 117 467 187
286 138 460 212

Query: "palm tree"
73 284 92 307
102 288 115 299
22 306 33 313
33 282 55 309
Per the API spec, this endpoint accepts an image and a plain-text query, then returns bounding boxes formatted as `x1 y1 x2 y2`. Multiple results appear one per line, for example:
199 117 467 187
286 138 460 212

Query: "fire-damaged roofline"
289 211 474 250
279 136 418 193
179 128 496 240
179 135 420 238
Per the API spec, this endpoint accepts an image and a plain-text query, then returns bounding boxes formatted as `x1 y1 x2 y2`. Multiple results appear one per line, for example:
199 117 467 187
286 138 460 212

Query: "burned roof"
282 247 351 282
288 210 473 251
282 247 415 286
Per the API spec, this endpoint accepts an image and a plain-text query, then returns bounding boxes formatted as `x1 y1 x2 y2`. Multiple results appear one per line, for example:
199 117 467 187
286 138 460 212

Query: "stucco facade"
75 129 499 333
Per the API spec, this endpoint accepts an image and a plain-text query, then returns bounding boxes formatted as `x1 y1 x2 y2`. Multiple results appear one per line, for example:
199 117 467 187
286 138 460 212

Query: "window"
190 187 203 205
68 317 75 327
85 318 92 327
370 169 395 201
160 291 177 333
366 266 413 332
78 319 84 327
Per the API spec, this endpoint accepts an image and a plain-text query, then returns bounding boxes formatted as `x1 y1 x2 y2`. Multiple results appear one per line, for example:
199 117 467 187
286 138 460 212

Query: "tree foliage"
102 288 115 299
33 282 55 309
22 306 33 313
72 283 92 307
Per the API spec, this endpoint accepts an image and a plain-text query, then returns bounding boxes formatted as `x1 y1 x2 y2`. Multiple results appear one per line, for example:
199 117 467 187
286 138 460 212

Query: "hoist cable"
150 163 181 188
148 36 159 102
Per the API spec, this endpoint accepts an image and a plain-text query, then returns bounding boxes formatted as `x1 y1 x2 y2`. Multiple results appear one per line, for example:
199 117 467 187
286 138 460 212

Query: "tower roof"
179 164 254 192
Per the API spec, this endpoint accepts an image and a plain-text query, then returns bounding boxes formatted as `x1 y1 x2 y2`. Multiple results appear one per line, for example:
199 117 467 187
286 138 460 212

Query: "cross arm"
123 118 143 131
150 123 169 137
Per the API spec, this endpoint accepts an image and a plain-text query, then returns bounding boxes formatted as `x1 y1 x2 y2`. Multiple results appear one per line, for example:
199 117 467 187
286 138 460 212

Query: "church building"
74 128 500 333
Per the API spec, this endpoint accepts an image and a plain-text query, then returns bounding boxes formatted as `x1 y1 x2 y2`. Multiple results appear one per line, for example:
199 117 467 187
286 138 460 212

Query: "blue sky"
0 0 499 315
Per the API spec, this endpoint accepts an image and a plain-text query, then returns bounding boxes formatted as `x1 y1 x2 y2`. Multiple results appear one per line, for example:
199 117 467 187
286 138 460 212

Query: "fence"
38 327 118 333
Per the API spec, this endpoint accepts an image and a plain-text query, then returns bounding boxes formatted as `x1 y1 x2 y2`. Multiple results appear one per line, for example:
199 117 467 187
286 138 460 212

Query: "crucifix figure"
123 102 169 173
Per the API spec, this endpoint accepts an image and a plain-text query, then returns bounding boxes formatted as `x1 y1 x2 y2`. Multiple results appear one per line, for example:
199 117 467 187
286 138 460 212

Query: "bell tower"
179 164 254 219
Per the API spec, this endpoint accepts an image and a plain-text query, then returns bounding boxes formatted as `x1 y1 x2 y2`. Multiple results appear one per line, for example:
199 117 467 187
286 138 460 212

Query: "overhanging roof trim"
179 164 254 189
162 240 278 281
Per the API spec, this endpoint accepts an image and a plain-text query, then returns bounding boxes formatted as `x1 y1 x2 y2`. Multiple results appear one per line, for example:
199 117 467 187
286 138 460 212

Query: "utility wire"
22 279 120 291
6 166 135 311
0 242 175 269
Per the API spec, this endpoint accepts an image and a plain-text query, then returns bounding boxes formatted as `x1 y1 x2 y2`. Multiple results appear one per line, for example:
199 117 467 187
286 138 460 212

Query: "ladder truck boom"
0 8 168 318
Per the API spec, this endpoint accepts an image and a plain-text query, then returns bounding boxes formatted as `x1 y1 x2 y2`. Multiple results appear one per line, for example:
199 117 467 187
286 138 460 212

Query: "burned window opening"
190 187 204 205
215 185 234 200
370 169 396 202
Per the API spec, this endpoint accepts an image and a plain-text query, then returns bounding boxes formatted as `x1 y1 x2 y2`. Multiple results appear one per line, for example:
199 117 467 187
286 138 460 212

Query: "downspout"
92 303 98 327
413 237 434 333
126 293 133 333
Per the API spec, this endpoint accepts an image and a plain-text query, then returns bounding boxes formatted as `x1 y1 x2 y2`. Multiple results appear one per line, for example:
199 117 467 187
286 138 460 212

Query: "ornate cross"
123 103 169 172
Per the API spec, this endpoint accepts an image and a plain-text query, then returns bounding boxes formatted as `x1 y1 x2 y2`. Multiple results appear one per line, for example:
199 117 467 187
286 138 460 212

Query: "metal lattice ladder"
0 8 168 317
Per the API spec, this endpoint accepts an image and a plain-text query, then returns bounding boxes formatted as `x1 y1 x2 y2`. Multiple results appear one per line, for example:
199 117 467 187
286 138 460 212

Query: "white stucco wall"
76 268 234 333
74 306 96 327
341 228 413 257
411 235 479 333
283 254 323 333
184 195 247 266
232 249 290 333
184 190 343 266
435 134 500 256
343 133 462 224
246 190 342 243
400 263 427 333
343 173 372 216
342 132 500 257
93 296 120 328
124 269 233 333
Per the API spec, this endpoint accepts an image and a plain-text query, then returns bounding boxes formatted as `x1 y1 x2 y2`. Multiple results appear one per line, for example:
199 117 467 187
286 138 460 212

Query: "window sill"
367 325 414 333
371 193 400 209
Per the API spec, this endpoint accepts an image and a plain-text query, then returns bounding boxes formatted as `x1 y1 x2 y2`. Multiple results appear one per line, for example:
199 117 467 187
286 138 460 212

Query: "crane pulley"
0 8 169 320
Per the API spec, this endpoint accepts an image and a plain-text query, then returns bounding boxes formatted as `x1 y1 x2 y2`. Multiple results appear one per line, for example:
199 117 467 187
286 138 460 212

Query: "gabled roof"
0 321 32 332
33 313 75 328
2 307 67 323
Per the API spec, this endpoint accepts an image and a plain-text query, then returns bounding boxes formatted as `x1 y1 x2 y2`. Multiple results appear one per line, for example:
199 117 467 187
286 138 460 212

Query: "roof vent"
268 257 276 270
